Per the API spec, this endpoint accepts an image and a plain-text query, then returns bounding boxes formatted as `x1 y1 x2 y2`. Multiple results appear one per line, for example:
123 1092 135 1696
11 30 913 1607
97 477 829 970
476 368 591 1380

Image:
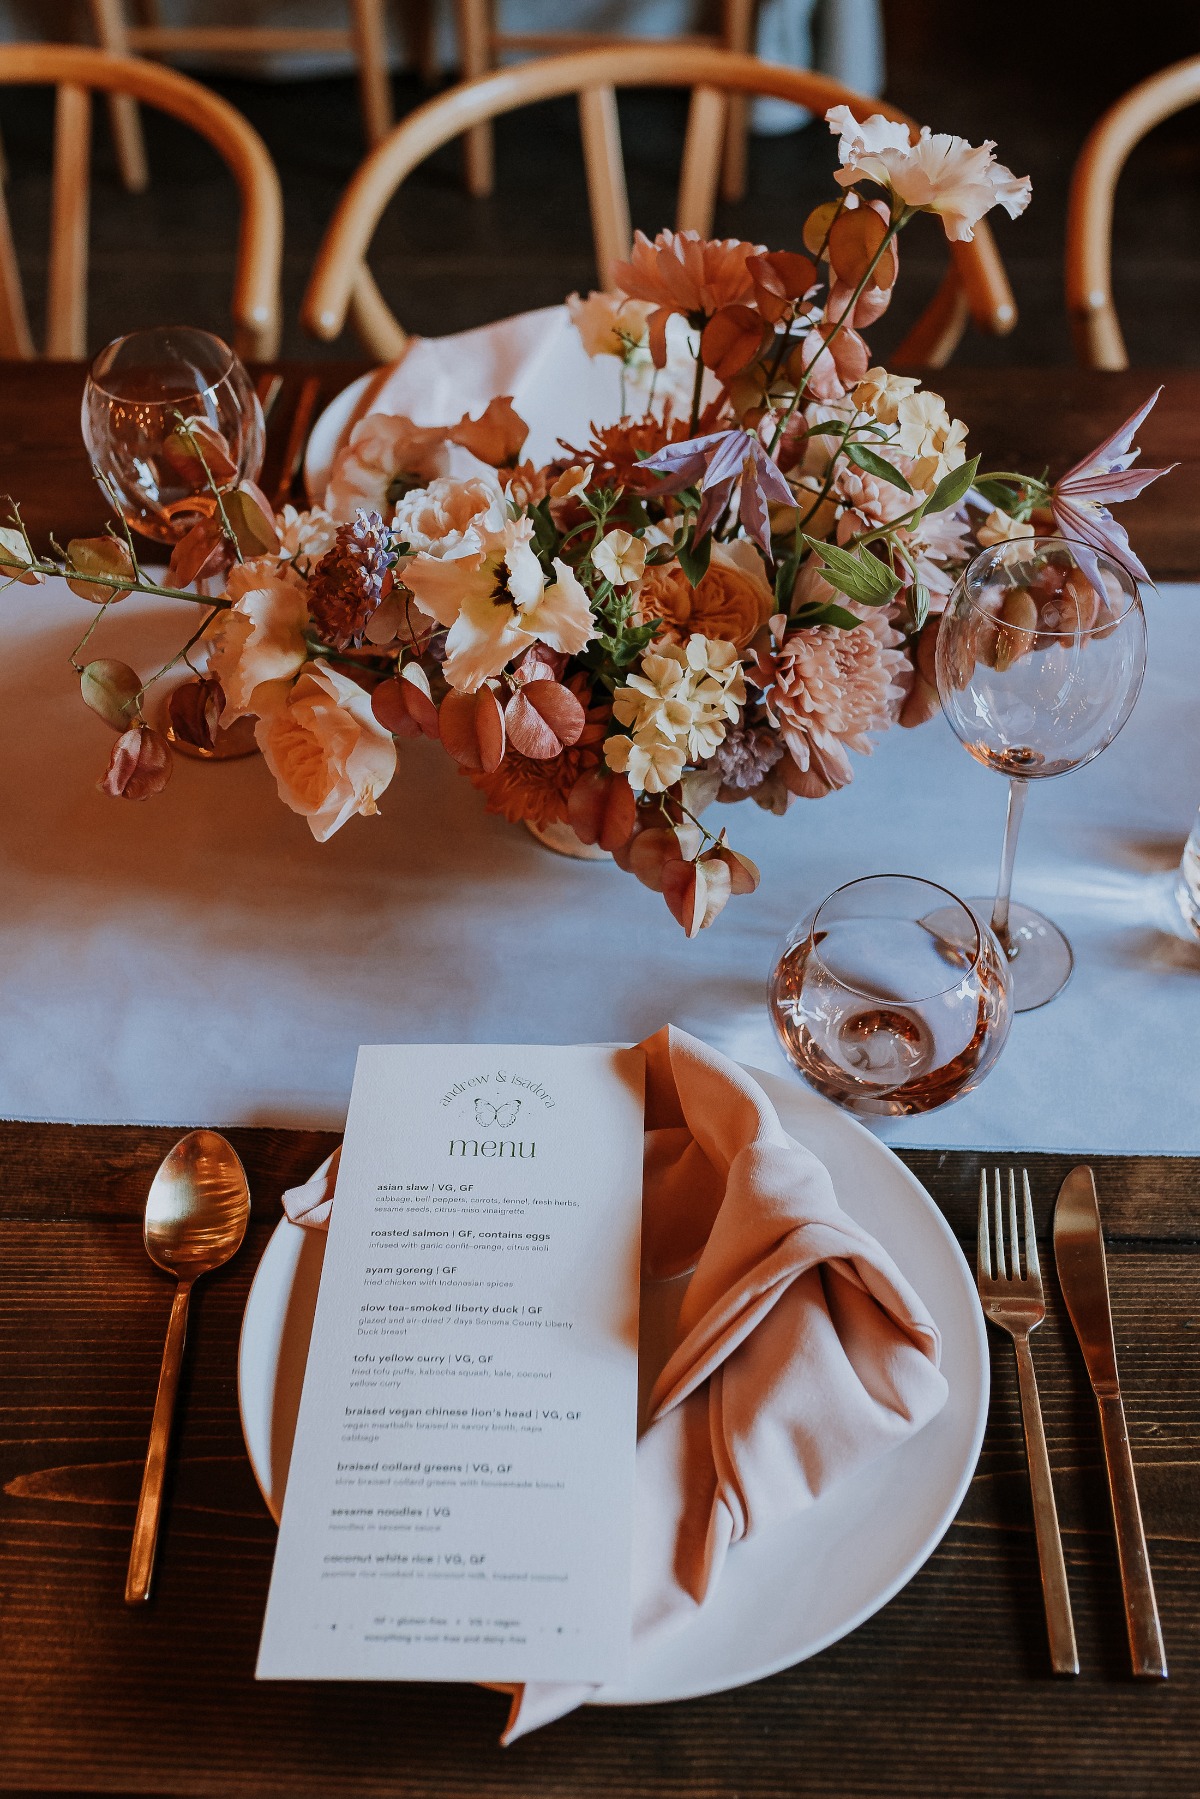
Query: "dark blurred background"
0 0 1197 361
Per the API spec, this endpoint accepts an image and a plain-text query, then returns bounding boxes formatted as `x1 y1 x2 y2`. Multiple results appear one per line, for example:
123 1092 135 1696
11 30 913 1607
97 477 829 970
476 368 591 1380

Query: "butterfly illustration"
475 1098 521 1129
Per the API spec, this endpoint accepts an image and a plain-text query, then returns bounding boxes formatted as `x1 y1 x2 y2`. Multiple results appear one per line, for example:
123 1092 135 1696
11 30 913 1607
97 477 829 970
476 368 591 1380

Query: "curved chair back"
303 44 1016 370
0 43 283 360
1066 56 1200 369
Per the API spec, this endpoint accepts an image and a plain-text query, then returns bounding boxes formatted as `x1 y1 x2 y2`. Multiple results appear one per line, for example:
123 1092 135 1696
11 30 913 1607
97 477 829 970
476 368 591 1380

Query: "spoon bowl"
143 1128 250 1279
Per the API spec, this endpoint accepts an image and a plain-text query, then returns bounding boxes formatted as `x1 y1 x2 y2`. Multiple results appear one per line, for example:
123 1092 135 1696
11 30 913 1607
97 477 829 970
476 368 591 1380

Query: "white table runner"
3 577 1197 1150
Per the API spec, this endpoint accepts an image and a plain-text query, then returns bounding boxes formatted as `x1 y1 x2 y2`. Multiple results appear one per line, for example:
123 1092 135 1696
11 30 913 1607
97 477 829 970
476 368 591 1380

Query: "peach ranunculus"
402 517 595 693
206 559 309 723
636 538 774 650
254 660 397 842
325 413 451 521
611 228 765 367
567 290 653 360
389 475 506 559
826 106 1031 243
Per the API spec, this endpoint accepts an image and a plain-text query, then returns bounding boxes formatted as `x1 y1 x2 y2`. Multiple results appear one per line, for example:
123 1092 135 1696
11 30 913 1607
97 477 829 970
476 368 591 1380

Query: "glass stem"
992 776 1028 956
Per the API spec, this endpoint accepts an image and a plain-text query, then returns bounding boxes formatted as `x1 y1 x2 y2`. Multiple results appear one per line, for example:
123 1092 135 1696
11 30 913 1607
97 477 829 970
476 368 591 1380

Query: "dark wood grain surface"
2 362 1200 579
1 358 1197 1794
1 1123 1196 1799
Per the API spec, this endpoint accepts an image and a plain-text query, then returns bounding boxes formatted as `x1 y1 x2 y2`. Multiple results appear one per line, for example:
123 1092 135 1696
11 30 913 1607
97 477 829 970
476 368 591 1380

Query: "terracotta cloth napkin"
281 1026 949 1740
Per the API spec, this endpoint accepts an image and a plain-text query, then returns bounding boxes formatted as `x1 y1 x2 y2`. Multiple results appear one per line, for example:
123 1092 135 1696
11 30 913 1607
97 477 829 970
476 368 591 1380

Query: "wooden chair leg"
0 175 35 357
349 0 394 147
453 0 494 197
46 84 92 360
719 0 755 203
405 0 441 87
85 0 149 193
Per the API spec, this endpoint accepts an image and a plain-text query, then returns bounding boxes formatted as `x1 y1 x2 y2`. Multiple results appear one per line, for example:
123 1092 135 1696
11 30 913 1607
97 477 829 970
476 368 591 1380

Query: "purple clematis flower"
1050 388 1176 584
640 428 795 556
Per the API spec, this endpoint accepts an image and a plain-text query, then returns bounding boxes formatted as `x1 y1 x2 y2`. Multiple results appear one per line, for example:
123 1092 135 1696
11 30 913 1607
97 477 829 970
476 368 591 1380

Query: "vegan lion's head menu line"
256 1044 646 1686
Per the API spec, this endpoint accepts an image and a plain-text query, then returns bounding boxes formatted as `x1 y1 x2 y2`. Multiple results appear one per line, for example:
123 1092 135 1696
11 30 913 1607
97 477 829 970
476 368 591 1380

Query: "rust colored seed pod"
994 588 1038 671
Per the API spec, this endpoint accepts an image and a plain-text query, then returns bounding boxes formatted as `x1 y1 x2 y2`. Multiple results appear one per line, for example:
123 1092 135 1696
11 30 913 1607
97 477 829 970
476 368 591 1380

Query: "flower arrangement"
1 109 1171 933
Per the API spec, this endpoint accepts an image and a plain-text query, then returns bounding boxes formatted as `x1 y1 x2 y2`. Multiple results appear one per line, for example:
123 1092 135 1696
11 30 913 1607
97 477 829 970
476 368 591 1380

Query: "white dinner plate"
303 370 377 507
238 1064 988 1705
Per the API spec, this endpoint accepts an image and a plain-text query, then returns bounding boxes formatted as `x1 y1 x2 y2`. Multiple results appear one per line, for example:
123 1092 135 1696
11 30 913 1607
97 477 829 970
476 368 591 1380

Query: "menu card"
257 1044 645 1685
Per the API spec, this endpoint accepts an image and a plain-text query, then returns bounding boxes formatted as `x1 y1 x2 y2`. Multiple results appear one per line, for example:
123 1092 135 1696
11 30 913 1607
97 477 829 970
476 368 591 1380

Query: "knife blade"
1054 1165 1167 1678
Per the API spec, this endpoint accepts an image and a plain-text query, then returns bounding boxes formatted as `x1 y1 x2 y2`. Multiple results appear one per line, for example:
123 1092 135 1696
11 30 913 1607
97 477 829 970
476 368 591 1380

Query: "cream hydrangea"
605 633 746 790
891 390 968 492
852 367 921 427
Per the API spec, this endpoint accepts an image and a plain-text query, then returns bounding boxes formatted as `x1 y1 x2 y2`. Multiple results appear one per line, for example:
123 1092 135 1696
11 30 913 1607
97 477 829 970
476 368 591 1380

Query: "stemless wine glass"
82 326 263 543
769 875 1013 1116
936 537 1147 1011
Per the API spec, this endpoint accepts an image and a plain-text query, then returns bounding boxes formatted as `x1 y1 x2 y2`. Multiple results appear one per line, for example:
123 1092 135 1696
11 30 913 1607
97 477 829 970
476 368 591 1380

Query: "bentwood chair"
0 45 282 359
1066 56 1200 369
302 44 1016 369
452 0 757 201
83 0 402 195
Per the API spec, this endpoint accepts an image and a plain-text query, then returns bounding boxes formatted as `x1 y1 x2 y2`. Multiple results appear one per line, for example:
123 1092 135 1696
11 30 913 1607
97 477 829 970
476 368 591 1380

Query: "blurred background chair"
1066 55 1200 370
82 0 401 196
302 42 1015 369
0 43 282 357
452 0 757 201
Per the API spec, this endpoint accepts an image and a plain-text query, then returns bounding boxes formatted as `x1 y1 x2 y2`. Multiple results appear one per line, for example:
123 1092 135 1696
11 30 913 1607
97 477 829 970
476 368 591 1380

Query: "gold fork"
977 1167 1079 1674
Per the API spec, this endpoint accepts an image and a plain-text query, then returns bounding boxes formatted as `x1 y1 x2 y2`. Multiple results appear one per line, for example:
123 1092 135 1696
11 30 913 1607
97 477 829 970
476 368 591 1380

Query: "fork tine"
1007 1168 1021 1280
978 1168 991 1277
1022 1169 1040 1281
992 1167 1007 1279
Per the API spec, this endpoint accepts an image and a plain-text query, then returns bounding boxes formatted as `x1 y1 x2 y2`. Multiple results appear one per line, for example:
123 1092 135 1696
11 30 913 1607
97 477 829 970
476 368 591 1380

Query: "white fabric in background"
1 576 1197 1151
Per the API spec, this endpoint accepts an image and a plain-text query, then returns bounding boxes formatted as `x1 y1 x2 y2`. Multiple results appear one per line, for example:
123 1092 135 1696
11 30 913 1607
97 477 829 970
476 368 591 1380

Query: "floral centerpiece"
1 109 1170 933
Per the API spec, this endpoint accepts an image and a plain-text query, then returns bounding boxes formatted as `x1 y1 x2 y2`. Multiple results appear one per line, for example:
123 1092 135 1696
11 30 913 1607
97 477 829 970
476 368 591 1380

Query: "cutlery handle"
1097 1392 1168 1678
1013 1335 1079 1674
126 1279 193 1605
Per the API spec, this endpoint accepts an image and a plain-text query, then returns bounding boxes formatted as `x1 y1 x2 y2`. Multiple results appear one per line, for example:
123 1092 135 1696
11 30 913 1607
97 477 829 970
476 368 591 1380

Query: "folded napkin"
320 305 623 483
282 1026 949 1740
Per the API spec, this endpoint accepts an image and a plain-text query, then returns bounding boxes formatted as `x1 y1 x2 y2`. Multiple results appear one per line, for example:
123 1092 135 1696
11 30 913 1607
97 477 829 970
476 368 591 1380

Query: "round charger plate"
238 1062 988 1706
303 371 376 506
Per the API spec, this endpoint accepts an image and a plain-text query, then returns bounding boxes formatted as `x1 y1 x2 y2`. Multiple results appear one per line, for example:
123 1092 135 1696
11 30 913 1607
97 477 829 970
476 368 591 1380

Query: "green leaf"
803 420 850 437
924 454 980 516
844 443 913 494
528 498 558 562
973 476 1020 511
677 527 713 589
793 601 865 631
802 535 900 606
773 551 800 608
911 582 931 631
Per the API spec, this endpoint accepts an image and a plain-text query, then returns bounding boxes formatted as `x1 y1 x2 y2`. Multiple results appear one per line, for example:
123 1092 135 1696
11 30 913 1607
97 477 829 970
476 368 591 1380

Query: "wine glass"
82 326 263 544
769 875 1013 1116
936 536 1147 1011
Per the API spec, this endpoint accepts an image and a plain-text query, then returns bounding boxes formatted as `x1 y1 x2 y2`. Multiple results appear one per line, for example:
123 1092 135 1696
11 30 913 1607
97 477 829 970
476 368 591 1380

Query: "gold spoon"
126 1130 250 1604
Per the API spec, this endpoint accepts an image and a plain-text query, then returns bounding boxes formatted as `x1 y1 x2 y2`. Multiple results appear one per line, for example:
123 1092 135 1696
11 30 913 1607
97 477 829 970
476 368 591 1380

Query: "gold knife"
1054 1166 1167 1678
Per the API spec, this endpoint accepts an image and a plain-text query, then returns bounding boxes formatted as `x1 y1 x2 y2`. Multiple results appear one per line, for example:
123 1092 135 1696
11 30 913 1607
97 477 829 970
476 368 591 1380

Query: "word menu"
257 1044 645 1685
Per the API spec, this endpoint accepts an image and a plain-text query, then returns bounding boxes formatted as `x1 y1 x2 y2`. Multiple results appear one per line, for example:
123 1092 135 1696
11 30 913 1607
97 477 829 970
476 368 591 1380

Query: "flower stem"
687 339 706 438
768 209 908 458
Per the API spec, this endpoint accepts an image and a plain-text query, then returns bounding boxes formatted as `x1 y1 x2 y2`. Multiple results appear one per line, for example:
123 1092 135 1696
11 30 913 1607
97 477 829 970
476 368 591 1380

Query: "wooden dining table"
1 360 1198 1798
